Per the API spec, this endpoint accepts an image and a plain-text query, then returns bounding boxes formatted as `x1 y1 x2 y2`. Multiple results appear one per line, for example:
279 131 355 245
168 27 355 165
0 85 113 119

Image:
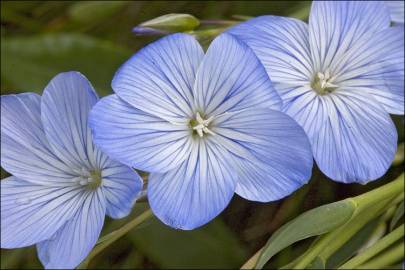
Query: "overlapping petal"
284 90 397 183
148 139 238 230
309 1 391 72
89 95 192 172
112 33 204 123
334 26 404 114
41 71 100 170
101 160 143 219
1 94 73 185
211 108 313 202
37 190 106 269
386 1 404 24
1 176 83 248
193 33 281 116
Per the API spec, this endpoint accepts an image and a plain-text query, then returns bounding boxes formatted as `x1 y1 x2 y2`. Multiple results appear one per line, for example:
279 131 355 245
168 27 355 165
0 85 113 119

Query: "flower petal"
112 33 204 122
1 176 84 248
101 160 143 219
309 1 391 72
36 190 106 269
148 139 237 230
212 108 313 202
41 71 100 170
386 1 404 24
193 33 281 116
89 95 192 173
228 16 313 86
1 94 73 185
283 89 397 183
334 26 404 114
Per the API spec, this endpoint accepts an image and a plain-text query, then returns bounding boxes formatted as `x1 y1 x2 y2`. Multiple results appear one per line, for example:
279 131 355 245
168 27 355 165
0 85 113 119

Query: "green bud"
133 13 200 35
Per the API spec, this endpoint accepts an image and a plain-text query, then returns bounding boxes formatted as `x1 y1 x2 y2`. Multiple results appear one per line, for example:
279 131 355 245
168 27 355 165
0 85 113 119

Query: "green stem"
339 224 404 269
356 243 405 269
77 209 153 269
354 174 404 212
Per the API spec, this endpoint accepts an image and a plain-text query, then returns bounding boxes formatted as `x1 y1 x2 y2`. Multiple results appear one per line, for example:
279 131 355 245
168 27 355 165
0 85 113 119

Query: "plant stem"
77 209 153 269
339 224 404 269
356 243 405 269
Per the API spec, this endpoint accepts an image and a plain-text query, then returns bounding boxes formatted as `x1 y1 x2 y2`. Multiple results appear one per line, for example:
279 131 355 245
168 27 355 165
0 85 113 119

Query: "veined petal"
41 71 100 170
212 109 313 202
334 26 404 114
228 16 313 86
1 176 84 248
309 1 391 72
1 94 73 185
148 139 237 230
101 160 143 219
386 1 404 24
112 33 204 122
284 89 397 183
89 95 191 173
193 33 281 117
37 190 106 269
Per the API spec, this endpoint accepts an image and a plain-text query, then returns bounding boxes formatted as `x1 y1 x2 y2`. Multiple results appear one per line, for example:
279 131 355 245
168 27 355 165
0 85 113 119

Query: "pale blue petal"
228 16 313 87
335 26 404 114
37 190 106 269
309 1 391 72
89 95 191 173
1 176 84 248
284 89 397 184
1 94 73 185
193 33 281 116
112 33 204 123
148 139 237 230
101 160 143 219
41 71 100 171
212 109 313 202
386 1 404 24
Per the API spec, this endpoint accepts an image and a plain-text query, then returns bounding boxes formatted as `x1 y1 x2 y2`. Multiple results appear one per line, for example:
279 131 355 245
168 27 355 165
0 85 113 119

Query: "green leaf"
1 33 131 96
256 200 356 268
326 218 380 268
390 201 404 231
307 257 325 269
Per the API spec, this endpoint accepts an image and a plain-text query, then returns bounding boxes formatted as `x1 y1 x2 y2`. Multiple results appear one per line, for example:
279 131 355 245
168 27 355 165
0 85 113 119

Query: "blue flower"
228 1 404 184
0 72 143 269
386 1 404 24
89 33 313 230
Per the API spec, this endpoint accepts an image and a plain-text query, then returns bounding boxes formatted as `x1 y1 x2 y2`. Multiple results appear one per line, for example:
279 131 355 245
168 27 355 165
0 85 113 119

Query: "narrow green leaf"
390 201 404 231
256 200 356 268
307 257 325 269
1 33 131 96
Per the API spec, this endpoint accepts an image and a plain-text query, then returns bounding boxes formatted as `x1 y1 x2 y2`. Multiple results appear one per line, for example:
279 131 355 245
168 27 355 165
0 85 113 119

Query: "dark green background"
1 1 403 269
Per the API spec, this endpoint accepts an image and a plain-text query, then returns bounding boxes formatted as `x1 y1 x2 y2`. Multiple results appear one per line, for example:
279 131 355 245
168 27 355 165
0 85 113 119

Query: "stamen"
312 69 338 95
191 112 215 138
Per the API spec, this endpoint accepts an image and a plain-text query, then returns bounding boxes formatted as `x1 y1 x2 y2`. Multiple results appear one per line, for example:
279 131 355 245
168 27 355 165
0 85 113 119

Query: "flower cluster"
1 1 403 269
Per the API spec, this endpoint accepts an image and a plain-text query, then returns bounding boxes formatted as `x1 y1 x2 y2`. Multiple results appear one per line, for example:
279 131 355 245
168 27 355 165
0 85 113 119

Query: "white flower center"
72 167 102 189
191 112 215 138
312 69 338 94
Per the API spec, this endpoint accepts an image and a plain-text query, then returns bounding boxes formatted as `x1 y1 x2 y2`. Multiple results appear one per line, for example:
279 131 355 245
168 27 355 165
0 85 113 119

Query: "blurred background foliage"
1 1 403 269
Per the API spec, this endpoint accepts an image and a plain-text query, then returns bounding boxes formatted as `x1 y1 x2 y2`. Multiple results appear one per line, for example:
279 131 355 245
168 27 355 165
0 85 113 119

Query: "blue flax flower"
89 33 313 230
386 1 404 24
229 1 404 183
1 72 143 269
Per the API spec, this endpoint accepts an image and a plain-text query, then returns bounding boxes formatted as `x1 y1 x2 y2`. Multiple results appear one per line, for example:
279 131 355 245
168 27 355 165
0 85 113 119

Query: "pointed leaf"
256 200 356 268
